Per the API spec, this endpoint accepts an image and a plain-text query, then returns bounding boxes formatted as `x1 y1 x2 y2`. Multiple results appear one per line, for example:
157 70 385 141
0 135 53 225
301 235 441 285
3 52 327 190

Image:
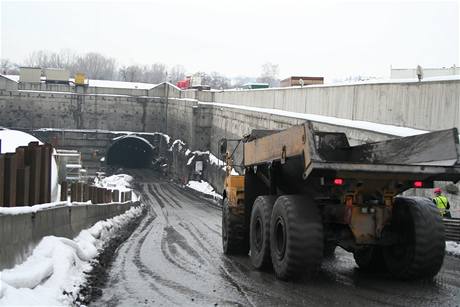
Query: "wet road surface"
95 170 460 306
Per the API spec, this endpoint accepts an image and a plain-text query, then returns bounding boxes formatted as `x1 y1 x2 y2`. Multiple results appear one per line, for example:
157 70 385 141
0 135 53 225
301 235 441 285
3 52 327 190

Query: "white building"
391 65 459 79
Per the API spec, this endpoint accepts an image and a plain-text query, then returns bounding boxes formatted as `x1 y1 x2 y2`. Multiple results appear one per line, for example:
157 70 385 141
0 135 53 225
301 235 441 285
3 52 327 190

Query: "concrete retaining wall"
0 89 165 131
0 201 139 270
213 80 460 131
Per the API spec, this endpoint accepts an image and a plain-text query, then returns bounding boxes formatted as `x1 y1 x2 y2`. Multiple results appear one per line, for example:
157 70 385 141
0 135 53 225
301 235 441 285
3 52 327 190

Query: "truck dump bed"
244 122 460 182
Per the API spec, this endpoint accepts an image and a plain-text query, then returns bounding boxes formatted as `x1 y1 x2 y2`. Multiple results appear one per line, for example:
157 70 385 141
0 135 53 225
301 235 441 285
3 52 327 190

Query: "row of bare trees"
1 50 281 88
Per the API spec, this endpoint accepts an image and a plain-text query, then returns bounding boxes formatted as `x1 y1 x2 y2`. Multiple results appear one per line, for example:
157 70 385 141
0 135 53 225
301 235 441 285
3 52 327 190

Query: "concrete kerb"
0 201 140 271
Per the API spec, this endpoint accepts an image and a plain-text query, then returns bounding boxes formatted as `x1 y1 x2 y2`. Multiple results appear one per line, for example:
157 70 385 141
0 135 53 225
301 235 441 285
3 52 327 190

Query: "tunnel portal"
106 135 154 168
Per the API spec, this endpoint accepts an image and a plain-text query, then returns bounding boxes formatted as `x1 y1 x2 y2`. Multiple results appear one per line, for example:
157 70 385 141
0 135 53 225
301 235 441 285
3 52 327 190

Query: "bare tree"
24 49 77 70
257 62 280 87
168 65 186 84
208 71 230 89
143 63 167 83
75 52 116 80
0 59 19 74
119 65 144 82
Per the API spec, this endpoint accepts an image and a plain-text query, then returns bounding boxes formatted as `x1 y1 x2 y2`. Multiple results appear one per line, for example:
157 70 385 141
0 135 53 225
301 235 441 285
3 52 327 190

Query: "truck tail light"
413 181 423 188
334 178 344 186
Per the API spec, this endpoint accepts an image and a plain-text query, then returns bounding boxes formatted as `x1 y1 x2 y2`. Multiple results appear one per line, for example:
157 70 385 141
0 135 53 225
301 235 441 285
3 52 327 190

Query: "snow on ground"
94 174 133 192
0 205 143 306
198 101 428 138
186 180 222 200
446 241 460 257
0 128 60 203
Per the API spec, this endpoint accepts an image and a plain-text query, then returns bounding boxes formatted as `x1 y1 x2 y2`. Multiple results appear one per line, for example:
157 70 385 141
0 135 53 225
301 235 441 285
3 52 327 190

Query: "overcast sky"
1 0 459 80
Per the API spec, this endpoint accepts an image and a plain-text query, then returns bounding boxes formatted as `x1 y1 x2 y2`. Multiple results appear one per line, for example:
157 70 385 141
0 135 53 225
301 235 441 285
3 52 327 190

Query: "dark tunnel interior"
106 136 154 168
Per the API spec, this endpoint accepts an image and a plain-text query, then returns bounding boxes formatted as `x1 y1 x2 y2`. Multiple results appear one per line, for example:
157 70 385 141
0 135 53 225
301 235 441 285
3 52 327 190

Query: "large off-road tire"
353 246 386 272
250 195 277 269
222 198 249 255
270 195 324 280
383 197 445 280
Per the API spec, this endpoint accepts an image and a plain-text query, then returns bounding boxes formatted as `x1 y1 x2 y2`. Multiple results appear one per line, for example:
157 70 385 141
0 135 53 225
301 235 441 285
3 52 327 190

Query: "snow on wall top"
2 74 156 90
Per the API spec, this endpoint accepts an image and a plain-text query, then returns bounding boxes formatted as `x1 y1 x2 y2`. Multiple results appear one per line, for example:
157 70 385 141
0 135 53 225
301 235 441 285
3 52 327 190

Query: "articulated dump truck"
220 122 460 280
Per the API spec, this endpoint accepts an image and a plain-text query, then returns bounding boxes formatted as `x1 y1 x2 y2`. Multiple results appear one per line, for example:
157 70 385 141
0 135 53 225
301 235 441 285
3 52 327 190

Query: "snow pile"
186 150 238 175
0 129 43 153
94 174 138 201
446 241 460 257
94 174 133 191
187 180 222 200
0 205 143 306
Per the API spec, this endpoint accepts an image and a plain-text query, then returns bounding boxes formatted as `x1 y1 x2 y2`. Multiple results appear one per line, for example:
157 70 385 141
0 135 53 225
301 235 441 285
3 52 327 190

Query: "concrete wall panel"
0 201 139 270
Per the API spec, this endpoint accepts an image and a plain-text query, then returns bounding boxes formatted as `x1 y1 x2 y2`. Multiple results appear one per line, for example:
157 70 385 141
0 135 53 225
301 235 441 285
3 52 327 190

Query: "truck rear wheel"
222 198 249 255
250 195 277 269
383 197 445 280
270 195 324 280
353 246 386 272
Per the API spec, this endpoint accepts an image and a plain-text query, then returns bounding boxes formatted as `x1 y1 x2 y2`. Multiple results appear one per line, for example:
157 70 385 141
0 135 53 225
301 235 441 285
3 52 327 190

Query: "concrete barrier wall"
0 201 139 270
213 80 460 131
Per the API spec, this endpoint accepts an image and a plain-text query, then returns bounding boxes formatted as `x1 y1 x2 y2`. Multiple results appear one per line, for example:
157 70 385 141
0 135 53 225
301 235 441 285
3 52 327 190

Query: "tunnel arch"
106 135 154 168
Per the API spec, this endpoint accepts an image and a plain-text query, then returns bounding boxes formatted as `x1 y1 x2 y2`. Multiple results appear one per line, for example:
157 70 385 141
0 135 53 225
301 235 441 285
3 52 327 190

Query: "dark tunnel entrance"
106 136 154 168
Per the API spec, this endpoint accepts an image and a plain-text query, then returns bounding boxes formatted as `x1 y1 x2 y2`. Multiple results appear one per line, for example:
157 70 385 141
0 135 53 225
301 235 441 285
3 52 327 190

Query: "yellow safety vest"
434 195 449 216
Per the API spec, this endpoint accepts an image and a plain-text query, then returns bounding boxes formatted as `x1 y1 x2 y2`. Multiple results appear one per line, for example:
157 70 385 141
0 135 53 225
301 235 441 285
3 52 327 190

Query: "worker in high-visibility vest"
433 188 452 218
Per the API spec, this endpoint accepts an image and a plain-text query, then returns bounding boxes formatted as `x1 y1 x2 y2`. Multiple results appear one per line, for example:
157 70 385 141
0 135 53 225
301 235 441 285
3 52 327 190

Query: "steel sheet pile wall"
62 181 132 204
0 141 52 207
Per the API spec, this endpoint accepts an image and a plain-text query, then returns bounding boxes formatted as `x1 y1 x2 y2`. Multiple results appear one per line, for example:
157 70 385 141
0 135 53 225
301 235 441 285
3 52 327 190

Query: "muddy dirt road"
94 170 460 306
